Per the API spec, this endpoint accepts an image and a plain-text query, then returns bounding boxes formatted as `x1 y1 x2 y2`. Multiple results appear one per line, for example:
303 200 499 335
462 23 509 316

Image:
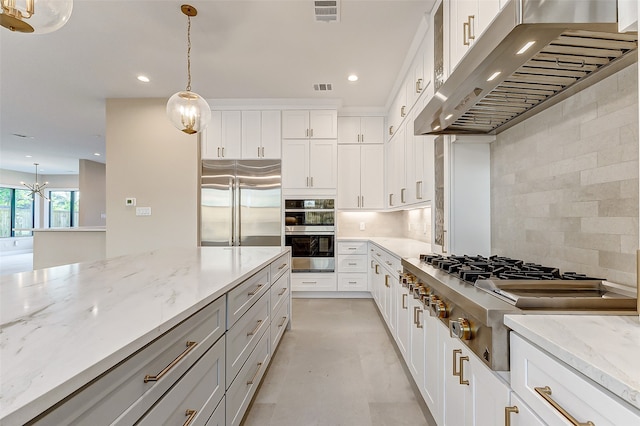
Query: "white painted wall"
105 98 199 257
79 159 106 226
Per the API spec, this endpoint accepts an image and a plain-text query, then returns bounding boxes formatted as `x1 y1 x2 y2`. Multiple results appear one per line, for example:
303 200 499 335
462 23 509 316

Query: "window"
0 187 35 237
49 190 79 228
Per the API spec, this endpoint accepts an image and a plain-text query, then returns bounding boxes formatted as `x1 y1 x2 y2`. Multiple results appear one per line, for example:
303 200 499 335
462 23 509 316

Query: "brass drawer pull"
247 319 263 336
402 293 407 309
385 275 390 288
278 316 287 327
535 386 595 426
247 362 263 385
277 263 287 270
248 283 264 296
183 409 197 426
505 406 519 426
415 307 423 328
278 287 287 296
459 355 469 385
348 262 357 266
452 349 462 377
144 341 197 383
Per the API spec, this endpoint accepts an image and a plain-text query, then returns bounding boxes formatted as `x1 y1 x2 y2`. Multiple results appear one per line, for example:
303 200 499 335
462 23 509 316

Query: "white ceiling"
0 0 434 175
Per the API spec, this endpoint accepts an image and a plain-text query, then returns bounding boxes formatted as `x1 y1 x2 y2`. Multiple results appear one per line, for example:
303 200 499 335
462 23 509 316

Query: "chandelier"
21 163 49 200
166 4 211 135
0 0 73 33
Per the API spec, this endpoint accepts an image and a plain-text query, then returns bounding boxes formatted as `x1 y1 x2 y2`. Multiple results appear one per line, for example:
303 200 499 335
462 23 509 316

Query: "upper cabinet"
241 110 281 159
447 0 501 72
282 110 337 139
337 117 384 144
282 139 337 190
202 111 242 159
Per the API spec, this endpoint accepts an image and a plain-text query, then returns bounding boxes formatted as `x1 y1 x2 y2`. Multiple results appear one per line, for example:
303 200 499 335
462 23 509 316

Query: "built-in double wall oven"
284 199 335 272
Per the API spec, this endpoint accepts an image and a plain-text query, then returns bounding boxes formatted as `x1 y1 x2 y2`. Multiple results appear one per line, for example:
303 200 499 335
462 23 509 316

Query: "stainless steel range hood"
415 0 638 136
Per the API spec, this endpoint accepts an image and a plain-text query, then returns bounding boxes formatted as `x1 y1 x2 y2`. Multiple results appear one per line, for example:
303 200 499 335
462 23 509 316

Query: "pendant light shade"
1 0 73 33
167 4 210 135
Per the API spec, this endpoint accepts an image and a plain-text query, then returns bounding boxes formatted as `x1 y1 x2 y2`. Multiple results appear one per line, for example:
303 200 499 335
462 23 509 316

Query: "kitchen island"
0 246 290 425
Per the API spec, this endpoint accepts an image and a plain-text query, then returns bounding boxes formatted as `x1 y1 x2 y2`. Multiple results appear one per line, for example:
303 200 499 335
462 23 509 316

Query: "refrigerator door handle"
230 176 235 246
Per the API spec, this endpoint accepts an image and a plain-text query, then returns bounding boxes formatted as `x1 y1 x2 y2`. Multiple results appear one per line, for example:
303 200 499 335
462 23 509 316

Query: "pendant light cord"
186 14 192 92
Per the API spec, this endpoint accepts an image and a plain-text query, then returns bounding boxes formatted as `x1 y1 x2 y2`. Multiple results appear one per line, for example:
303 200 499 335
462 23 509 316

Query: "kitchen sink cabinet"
337 144 384 209
241 110 281 159
337 116 384 144
282 139 337 190
202 111 242 159
282 110 337 139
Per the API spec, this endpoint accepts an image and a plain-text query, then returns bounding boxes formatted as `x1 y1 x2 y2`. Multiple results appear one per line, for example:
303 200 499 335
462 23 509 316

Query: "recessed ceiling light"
94 153 101 156
137 75 150 83
25 155 32 158
348 74 358 82
487 71 501 82
516 41 536 55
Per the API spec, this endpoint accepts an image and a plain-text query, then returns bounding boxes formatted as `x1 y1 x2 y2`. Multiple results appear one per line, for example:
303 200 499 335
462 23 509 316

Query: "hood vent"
415 0 638 136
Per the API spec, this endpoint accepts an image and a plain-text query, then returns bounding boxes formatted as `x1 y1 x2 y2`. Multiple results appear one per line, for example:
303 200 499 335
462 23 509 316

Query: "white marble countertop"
0 246 289 425
505 314 640 410
337 237 432 259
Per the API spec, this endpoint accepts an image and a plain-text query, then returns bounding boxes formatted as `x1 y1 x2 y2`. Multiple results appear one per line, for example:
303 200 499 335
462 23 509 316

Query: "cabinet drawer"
270 273 290 316
337 273 368 291
270 252 290 283
337 254 367 272
33 296 226 425
337 241 367 255
137 335 225 426
226 292 270 388
227 330 270 426
227 266 270 328
204 396 225 426
291 274 337 291
511 333 639 426
270 297 290 351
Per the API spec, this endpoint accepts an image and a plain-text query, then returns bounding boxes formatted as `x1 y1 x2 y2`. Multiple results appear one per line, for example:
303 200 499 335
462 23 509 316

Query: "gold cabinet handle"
416 181 423 200
144 341 197 383
375 264 380 274
459 355 469 385
402 293 408 309
534 386 595 426
361 133 365 143
416 78 423 93
468 15 475 42
247 362 263 385
248 283 264 296
258 146 261 157
261 146 265 157
452 349 462 377
247 319 263 336
310 176 314 187
384 274 390 288
278 287 287 296
415 307 423 328
183 409 197 426
401 188 406 203
463 21 470 45
370 259 374 269
221 147 225 157
278 316 287 327
217 147 221 157
277 263 287 270
389 193 394 206
389 125 394 135
401 105 406 117
413 306 419 325
505 406 519 426
306 128 309 137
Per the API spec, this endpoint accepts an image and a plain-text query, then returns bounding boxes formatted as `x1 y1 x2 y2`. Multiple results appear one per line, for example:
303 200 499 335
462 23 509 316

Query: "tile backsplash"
491 63 638 288
337 207 432 243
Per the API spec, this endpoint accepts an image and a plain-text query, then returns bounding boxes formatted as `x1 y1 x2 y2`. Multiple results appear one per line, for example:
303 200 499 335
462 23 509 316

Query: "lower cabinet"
505 392 546 426
291 273 337 291
337 241 369 292
205 397 226 426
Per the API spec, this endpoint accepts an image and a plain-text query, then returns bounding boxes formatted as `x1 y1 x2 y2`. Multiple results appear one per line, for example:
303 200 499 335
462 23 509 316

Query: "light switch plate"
136 207 151 216
359 222 365 231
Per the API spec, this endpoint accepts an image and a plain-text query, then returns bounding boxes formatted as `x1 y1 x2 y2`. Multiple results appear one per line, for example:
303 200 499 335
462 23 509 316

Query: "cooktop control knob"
431 297 449 318
450 318 473 340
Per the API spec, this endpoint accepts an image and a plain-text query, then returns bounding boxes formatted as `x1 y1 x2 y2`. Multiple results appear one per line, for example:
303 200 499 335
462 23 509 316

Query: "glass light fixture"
21 163 49 200
1 0 73 33
166 4 211 135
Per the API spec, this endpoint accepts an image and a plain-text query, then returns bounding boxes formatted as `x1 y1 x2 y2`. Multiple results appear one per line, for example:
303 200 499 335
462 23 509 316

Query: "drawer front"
204 396 225 426
291 274 337 291
270 297 290 351
337 241 367 255
337 254 367 272
270 273 290 316
34 296 226 425
137 335 226 426
227 266 270 328
226 291 270 388
511 333 640 426
270 252 290 283
508 392 546 426
227 330 270 426
337 273 368 291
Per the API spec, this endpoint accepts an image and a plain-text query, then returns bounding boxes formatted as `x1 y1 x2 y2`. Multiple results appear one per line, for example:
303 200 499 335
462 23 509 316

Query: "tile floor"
0 252 34 275
243 298 436 426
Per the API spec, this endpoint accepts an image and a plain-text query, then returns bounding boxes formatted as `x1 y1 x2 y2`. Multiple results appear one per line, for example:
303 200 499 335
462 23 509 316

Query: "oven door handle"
285 231 335 236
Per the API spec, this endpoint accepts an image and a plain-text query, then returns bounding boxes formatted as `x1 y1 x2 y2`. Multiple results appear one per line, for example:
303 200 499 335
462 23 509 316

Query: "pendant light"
166 4 211 135
21 163 49 200
1 0 73 33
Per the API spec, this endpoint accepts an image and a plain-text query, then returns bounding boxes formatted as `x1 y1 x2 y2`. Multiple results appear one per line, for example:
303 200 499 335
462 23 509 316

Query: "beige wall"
105 98 199 257
491 64 639 288
79 159 106 226
337 206 432 243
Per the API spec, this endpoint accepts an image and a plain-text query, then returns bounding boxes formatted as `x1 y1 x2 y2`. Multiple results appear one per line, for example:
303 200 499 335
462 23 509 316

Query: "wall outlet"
359 222 366 231
136 207 151 216
125 197 136 207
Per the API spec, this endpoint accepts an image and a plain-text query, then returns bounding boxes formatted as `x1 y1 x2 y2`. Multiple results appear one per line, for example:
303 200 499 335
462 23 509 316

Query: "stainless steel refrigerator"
200 160 282 246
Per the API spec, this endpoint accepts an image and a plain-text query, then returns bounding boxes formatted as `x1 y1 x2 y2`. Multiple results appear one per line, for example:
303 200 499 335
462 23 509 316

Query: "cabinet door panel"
309 140 337 189
241 111 261 159
396 286 411 360
360 145 384 209
360 117 384 144
282 110 310 139
310 110 337 139
282 140 310 189
221 111 242 158
202 111 223 159
260 110 281 158
337 116 361 144
337 145 361 209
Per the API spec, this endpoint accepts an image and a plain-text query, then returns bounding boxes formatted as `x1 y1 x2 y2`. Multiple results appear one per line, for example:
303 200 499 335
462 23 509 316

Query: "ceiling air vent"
314 0 340 23
313 83 333 91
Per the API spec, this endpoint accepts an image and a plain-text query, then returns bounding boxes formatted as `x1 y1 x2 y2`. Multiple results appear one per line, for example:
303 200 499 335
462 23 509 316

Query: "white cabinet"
282 139 337 189
291 273 337 292
511 333 640 426
422 309 441 422
337 116 384 144
386 126 406 208
396 282 411 360
505 392 546 426
337 144 384 209
336 241 369 292
282 110 337 139
405 108 435 205
448 0 501 73
241 110 281 159
202 111 242 159
408 294 425 389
